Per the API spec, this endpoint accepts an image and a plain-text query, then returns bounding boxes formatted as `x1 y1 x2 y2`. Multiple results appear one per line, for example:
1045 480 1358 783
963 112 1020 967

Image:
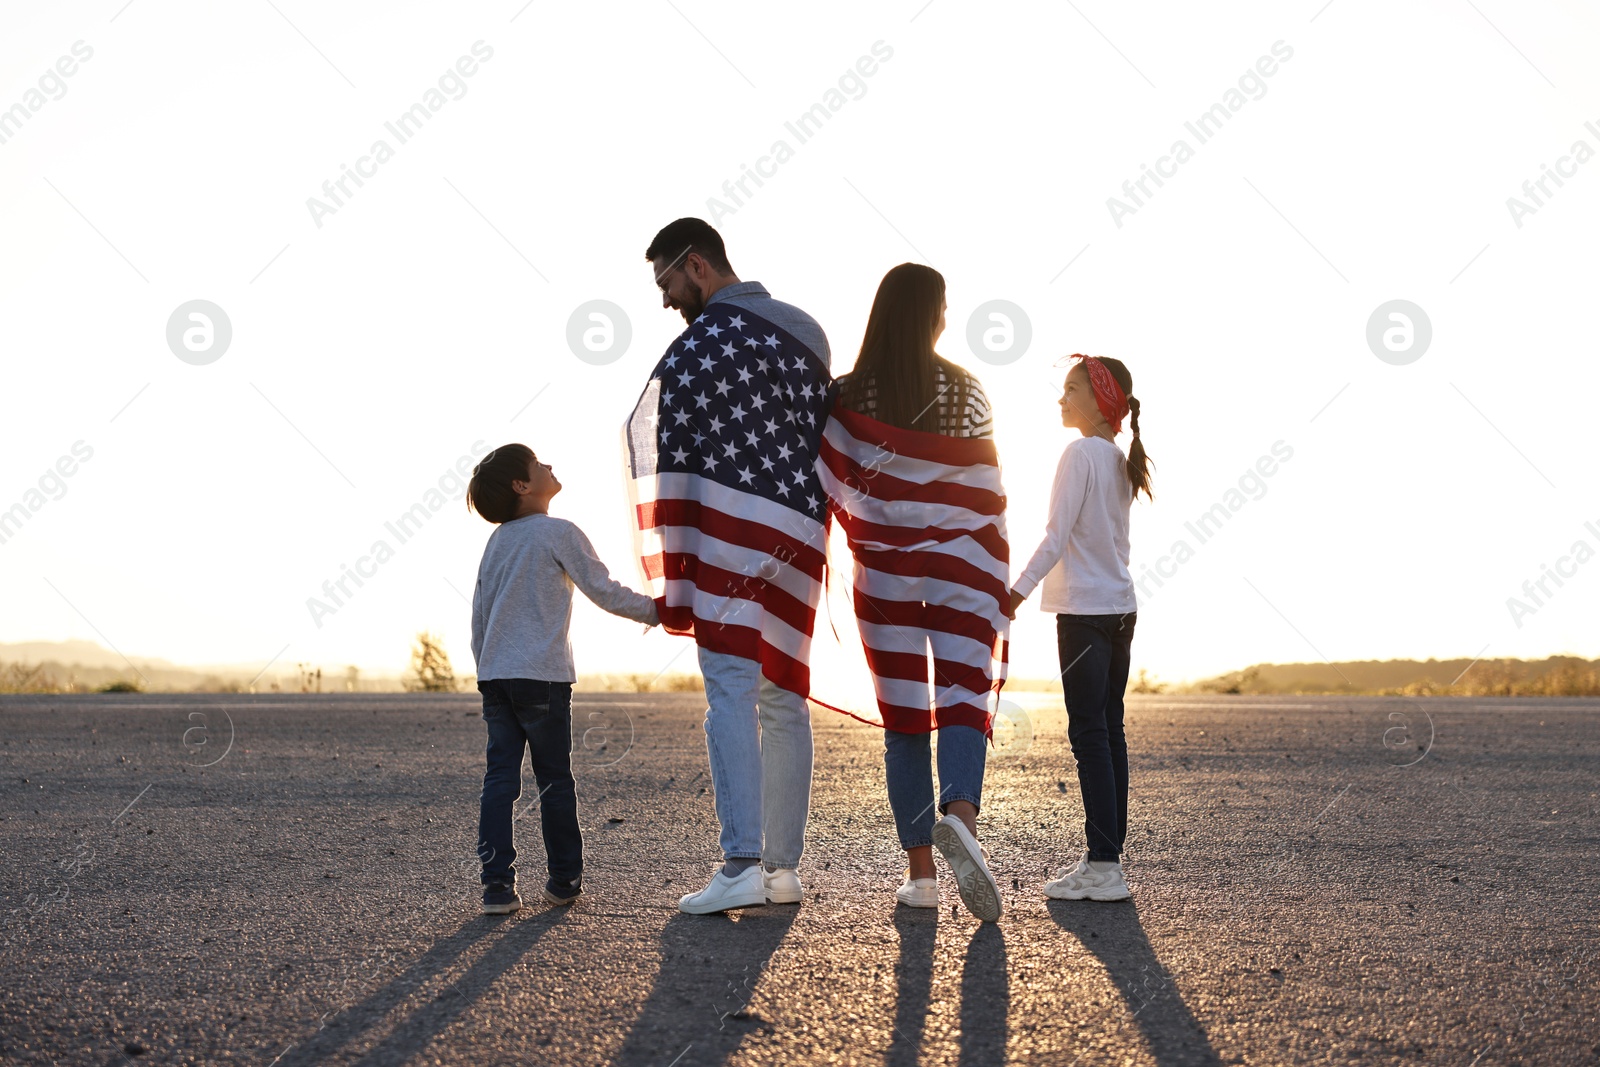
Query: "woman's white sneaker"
1043 859 1130 901
895 874 939 909
763 867 804 904
678 865 767 914
931 815 1002 922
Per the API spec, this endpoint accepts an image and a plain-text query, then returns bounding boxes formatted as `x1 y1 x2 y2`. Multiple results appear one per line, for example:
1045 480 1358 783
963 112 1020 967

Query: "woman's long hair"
837 263 961 433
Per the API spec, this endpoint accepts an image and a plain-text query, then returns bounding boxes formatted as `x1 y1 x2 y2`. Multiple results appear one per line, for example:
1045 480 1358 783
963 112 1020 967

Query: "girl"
1008 354 1151 901
833 263 1005 922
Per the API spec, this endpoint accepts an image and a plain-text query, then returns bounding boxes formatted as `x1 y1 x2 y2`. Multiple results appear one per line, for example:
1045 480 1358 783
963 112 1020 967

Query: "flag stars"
714 379 733 397
721 342 738 358
707 415 725 435
694 392 711 410
729 403 747 422
737 466 756 485
698 355 716 373
763 334 780 348
736 366 754 385
670 446 689 464
728 314 746 330
681 336 699 351
704 323 723 337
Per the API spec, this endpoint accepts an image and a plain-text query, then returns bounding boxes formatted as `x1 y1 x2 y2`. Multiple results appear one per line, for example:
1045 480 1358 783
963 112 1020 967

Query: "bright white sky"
2 0 1597 686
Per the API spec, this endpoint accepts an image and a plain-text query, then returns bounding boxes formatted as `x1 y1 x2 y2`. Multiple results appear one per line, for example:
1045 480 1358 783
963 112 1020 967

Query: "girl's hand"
1004 589 1026 619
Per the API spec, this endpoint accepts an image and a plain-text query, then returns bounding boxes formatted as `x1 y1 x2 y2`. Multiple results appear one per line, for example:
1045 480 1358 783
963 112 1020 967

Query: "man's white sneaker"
763 867 804 904
895 874 939 909
1043 859 1131 902
678 865 767 915
931 815 1002 922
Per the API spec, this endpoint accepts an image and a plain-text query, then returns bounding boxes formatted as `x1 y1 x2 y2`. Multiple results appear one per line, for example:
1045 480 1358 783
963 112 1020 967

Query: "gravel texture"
1 692 1596 1066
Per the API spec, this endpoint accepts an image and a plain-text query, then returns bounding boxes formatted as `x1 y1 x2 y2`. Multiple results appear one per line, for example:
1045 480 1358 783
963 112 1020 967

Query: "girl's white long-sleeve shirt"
1014 435 1137 615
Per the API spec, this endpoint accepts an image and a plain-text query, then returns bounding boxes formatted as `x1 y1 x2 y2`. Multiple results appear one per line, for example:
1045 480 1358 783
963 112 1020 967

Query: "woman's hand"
1004 589 1026 620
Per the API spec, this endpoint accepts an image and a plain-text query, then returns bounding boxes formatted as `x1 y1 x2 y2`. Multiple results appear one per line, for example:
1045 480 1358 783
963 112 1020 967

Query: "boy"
468 444 658 914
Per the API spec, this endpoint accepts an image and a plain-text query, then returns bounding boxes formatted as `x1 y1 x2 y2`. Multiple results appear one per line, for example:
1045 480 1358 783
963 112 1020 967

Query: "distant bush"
96 680 143 693
405 633 458 693
1188 656 1600 697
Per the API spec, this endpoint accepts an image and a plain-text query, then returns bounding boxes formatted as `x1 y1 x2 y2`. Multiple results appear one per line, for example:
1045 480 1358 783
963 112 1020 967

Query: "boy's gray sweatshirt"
471 513 657 683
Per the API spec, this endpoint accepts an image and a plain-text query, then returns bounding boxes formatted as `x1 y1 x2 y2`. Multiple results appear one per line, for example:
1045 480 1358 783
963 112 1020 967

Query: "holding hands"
1004 588 1026 620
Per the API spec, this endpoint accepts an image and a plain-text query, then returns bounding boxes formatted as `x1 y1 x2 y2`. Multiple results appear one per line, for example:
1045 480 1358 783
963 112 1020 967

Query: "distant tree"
344 665 361 693
405 633 458 693
1129 669 1167 694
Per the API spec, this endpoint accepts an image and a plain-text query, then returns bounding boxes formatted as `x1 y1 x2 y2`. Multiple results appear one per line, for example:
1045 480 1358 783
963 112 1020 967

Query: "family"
465 218 1153 923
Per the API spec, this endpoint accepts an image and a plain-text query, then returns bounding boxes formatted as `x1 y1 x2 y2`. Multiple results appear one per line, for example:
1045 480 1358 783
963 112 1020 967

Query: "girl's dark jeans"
1056 613 1137 862
477 678 581 887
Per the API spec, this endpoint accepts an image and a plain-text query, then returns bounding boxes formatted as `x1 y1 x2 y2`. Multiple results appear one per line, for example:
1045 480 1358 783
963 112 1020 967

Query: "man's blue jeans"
1057 613 1137 861
698 647 813 868
883 725 987 850
477 678 581 887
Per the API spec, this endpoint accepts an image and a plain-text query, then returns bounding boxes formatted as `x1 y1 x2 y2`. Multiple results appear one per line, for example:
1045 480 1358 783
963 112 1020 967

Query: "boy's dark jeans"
477 678 581 888
1056 613 1137 862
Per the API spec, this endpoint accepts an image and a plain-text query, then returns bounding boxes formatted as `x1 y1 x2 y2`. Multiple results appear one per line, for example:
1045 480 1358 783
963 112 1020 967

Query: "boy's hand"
1005 589 1026 620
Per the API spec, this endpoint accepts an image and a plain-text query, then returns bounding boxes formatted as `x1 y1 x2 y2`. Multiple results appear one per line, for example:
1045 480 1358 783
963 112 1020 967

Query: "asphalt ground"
1 692 1596 1066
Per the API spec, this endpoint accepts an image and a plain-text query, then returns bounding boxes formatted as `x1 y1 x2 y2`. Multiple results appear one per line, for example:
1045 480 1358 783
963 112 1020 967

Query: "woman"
831 263 1005 921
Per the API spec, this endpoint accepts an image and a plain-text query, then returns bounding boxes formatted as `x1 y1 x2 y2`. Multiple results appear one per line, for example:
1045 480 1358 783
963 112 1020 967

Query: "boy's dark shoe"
482 881 521 915
543 877 582 906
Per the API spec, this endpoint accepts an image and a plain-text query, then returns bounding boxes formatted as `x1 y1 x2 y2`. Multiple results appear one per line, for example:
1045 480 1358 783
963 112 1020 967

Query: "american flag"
811 404 1010 734
624 305 834 696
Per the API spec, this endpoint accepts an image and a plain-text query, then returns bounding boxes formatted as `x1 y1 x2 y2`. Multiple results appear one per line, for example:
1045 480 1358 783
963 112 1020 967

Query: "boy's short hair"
467 443 534 524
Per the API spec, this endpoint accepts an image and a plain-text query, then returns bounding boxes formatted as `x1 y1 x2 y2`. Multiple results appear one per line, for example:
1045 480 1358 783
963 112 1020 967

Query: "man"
626 217 831 914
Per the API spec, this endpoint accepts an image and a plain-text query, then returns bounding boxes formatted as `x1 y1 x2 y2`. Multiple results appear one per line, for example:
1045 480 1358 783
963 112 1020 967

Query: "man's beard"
676 278 706 323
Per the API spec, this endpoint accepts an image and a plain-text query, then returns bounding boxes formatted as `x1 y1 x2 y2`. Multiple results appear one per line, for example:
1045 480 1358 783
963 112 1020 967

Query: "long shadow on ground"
610 906 798 1067
280 909 569 1066
1047 900 1220 1067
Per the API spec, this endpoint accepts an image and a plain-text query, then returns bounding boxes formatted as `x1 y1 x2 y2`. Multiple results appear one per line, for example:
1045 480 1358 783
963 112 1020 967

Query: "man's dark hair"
645 217 732 275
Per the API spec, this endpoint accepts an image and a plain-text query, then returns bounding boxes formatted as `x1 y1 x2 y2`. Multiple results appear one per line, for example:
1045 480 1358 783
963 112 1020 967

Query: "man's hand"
1004 589 1026 620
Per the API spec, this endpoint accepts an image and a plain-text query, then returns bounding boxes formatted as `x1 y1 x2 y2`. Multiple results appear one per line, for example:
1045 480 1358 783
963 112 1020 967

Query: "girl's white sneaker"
1043 858 1131 902
895 874 939 909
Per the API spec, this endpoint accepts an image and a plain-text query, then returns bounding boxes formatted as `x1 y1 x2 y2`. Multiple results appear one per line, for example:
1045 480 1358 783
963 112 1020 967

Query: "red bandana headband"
1071 354 1130 435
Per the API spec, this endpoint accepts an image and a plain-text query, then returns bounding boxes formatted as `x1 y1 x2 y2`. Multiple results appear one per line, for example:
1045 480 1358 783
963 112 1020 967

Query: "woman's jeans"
1057 613 1137 862
477 678 581 887
883 725 987 850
